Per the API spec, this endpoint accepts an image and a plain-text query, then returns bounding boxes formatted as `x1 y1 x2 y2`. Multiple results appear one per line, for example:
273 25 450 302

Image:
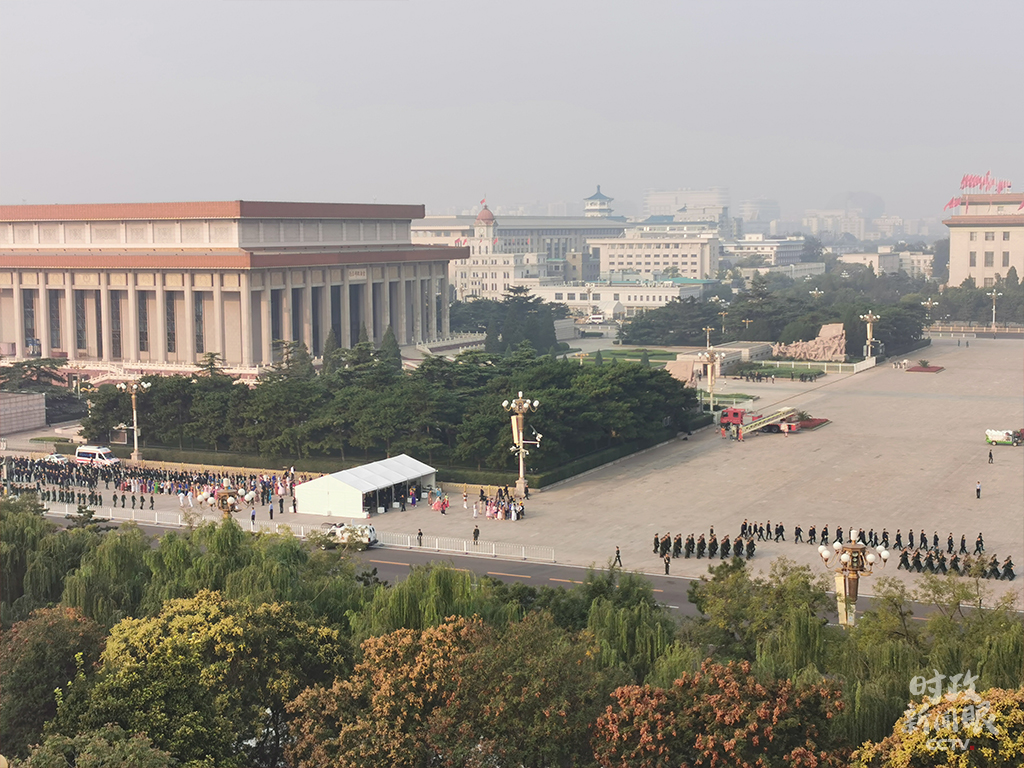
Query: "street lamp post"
809 288 824 301
860 310 880 358
718 310 728 334
818 528 889 627
116 381 151 462
502 391 541 499
988 289 1002 332
697 348 719 415
921 298 938 323
702 325 714 349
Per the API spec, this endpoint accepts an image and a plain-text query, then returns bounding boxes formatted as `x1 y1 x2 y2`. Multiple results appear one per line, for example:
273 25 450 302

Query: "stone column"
100 280 112 362
340 269 351 348
412 273 423 343
427 268 438 342
318 279 332 356
155 275 168 363
183 275 195 363
397 265 408 345
260 279 272 365
302 271 313 351
239 272 252 367
440 271 450 337
38 274 51 358
13 278 25 359
283 270 293 342
381 270 392 339
126 274 139 362
363 268 374 344
63 272 76 362
212 273 224 363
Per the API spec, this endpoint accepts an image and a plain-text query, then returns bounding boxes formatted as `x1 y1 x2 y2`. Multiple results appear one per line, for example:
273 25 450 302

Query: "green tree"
54 590 347 768
358 322 370 345
26 724 176 768
321 327 342 376
484 319 501 353
639 349 651 368
61 524 152 626
594 349 604 366
0 607 107 758
0 357 68 390
378 325 403 371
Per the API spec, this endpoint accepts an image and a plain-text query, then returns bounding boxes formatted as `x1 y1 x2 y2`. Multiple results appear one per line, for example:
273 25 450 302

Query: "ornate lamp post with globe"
860 310 881 358
818 529 889 627
502 392 541 498
116 380 151 461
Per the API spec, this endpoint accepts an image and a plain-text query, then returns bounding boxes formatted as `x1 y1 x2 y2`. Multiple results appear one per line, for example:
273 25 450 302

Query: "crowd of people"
1 454 300 514
472 486 526 521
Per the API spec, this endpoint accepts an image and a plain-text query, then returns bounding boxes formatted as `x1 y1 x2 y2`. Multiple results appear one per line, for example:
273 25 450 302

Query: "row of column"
6 264 451 366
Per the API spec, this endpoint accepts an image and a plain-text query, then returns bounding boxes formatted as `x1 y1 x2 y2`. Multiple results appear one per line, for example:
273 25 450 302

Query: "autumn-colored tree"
52 590 347 768
0 607 107 758
287 616 485 768
426 611 623 767
593 659 849 768
852 687 1024 768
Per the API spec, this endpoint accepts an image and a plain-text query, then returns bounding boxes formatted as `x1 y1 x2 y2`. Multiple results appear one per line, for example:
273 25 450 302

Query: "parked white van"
74 445 120 466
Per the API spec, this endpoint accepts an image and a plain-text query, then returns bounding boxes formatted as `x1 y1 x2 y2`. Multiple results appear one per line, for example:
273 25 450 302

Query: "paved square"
372 338 1024 599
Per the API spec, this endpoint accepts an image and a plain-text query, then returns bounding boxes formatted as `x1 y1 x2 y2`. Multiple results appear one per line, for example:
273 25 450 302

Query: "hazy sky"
2 0 1022 220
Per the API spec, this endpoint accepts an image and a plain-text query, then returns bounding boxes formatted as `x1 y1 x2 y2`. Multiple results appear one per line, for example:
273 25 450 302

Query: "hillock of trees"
622 271 931 354
77 318 694 477
3 495 1022 767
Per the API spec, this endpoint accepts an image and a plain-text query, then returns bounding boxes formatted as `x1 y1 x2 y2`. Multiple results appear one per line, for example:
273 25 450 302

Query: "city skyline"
1 1 1022 220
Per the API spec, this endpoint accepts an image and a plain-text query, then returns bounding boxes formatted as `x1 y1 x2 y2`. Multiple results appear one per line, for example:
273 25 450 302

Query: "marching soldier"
684 534 695 559
808 525 817 545
721 536 731 559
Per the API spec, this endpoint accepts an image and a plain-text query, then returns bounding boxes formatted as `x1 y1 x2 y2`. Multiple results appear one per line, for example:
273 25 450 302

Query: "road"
46 513 1016 625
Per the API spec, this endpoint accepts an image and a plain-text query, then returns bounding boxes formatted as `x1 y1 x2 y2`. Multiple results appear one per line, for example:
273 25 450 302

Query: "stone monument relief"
771 322 847 362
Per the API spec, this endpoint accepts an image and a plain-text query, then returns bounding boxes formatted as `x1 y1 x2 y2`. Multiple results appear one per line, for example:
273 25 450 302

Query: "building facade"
943 194 1024 287
0 201 461 372
530 279 706 318
414 194 626 301
722 234 805 266
588 223 721 279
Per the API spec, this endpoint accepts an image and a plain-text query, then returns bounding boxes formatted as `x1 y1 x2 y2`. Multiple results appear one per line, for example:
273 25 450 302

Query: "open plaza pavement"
11 336 1023 603
369 336 1024 600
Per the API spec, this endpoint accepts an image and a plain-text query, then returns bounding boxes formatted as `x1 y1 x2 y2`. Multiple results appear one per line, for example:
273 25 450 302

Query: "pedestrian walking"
250 508 256 531
974 533 985 555
417 528 423 547
473 525 480 545
653 533 660 554
269 504 274 520
989 450 994 464
614 546 622 567
664 554 671 575
976 481 982 499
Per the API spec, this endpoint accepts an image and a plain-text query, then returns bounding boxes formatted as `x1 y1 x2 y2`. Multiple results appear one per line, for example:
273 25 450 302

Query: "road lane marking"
652 588 664 592
369 559 413 567
487 571 531 579
549 577 584 584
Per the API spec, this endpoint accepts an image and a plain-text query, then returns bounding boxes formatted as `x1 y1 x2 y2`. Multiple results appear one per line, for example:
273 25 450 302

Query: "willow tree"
61 524 151 626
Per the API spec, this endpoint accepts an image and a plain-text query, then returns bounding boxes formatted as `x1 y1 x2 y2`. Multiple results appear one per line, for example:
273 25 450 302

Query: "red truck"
719 407 801 434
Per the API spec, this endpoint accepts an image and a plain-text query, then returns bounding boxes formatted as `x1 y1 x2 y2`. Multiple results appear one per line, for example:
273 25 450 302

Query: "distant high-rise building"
643 187 730 217
738 198 781 222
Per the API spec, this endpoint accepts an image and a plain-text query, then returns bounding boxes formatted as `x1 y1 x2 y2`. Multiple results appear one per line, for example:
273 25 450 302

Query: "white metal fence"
50 504 556 563
377 530 556 562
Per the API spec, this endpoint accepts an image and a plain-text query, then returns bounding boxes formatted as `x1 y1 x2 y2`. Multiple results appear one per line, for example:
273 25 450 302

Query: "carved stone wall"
771 322 847 361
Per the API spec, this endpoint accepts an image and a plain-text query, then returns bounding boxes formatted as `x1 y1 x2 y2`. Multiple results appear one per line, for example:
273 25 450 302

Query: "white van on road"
74 445 121 466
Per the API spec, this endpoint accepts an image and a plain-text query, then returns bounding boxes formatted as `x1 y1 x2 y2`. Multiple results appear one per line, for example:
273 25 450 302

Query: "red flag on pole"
1018 200 1024 210
943 197 962 211
480 198 486 205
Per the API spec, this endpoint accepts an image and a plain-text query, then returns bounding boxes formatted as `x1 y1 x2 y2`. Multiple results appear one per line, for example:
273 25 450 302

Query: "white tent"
295 454 436 518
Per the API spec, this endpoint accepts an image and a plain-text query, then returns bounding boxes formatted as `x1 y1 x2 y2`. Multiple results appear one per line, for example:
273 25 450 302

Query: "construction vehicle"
720 406 801 439
986 429 1023 446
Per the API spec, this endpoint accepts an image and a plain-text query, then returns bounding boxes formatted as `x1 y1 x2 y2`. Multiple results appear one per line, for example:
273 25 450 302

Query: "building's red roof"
0 244 467 270
0 200 426 222
474 205 495 224
959 193 1024 204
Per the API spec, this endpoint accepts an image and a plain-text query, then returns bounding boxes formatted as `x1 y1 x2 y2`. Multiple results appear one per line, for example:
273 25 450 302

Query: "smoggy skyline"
1 0 1021 221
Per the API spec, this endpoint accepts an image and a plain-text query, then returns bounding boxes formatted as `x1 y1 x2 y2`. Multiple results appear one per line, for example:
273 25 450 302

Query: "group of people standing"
654 528 758 573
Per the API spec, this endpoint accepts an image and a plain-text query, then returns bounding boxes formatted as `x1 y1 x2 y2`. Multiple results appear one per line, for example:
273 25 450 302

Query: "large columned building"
0 201 463 374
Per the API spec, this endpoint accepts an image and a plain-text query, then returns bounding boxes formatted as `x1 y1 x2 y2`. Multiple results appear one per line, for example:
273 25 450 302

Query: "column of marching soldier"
653 519 1014 581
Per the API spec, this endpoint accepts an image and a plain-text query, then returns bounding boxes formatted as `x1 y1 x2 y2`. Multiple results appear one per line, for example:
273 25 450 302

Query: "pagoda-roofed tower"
584 185 614 218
